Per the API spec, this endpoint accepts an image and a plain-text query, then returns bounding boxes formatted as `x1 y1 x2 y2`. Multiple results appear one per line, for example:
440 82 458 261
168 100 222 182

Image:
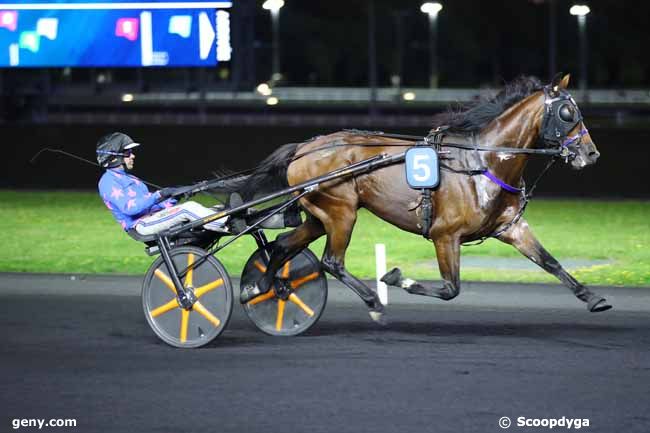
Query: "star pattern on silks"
127 188 137 198
112 171 123 179
111 187 124 200
127 198 137 210
104 200 113 210
144 192 152 199
163 201 174 208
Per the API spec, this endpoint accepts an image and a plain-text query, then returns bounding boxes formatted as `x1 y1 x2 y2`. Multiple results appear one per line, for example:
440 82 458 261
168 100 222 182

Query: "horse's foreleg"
381 235 462 301
240 217 324 303
497 219 611 312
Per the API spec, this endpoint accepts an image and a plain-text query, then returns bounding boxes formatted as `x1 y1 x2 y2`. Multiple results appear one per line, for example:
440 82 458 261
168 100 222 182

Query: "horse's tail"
211 141 300 201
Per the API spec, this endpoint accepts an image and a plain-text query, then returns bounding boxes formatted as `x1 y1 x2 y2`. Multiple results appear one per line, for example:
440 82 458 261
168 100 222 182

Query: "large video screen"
0 1 232 67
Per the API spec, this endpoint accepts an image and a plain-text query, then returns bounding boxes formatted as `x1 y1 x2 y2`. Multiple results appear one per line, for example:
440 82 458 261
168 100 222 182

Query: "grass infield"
1 190 648 287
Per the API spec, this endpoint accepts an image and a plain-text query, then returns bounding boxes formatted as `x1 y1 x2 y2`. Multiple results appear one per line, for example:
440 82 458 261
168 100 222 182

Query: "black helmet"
96 132 140 168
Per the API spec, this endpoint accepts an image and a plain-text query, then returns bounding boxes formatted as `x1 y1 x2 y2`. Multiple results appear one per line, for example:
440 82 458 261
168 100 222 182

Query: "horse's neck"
477 94 544 187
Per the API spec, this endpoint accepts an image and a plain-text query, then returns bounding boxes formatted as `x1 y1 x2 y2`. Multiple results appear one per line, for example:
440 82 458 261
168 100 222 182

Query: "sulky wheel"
241 248 327 336
142 246 233 348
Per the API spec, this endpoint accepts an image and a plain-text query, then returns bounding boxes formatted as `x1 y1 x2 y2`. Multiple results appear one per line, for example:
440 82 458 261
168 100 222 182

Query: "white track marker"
375 243 387 305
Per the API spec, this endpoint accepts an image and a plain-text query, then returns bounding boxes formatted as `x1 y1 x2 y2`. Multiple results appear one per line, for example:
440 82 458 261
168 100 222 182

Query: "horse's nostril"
589 151 600 160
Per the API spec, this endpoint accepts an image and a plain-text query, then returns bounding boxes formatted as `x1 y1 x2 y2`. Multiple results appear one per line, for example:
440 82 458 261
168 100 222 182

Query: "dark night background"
2 0 649 196
4 0 649 90
252 0 649 88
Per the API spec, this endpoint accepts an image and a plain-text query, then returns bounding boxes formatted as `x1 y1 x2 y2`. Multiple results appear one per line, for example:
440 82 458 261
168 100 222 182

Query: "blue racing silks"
98 168 175 230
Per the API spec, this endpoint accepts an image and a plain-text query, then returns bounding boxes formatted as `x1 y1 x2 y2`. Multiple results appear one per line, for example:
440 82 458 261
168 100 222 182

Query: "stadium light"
256 83 272 96
266 96 279 106
121 93 134 102
420 2 442 16
420 2 443 88
262 0 284 12
402 92 416 101
262 0 284 83
570 4 590 93
569 5 590 16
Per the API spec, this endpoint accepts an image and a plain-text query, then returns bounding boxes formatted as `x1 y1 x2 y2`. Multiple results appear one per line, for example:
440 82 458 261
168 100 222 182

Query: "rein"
342 129 566 157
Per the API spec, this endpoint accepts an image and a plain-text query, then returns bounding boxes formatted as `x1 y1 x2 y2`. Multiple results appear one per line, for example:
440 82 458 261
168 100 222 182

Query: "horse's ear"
550 72 564 93
558 74 571 89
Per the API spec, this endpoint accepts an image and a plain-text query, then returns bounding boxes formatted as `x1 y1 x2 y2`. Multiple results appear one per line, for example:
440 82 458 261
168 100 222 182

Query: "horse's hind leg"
302 198 386 324
240 217 324 303
497 218 611 312
381 235 462 301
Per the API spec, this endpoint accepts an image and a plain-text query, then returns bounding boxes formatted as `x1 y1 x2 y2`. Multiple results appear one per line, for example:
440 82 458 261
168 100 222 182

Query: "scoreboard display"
0 1 232 67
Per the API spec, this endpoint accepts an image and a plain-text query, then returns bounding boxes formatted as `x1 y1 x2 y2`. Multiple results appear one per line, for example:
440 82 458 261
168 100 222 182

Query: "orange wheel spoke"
289 293 314 317
180 309 189 343
154 269 177 294
246 289 276 306
281 260 291 279
254 260 267 274
193 301 221 327
290 272 319 290
150 298 179 318
194 278 223 298
184 253 195 288
275 299 286 331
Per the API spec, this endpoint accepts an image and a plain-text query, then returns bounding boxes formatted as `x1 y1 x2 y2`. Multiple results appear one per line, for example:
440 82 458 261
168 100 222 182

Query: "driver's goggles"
97 149 134 157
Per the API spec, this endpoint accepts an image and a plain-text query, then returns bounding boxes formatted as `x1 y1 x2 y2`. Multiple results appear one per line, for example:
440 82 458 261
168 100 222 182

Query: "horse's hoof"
368 300 388 326
588 297 612 312
380 268 402 287
369 310 388 326
240 284 263 304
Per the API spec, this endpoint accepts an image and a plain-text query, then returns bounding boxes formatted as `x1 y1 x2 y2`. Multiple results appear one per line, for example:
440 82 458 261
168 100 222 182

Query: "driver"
97 132 228 236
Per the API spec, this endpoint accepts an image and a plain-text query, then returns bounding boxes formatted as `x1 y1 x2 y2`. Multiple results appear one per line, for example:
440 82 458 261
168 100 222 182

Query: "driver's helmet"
96 132 140 168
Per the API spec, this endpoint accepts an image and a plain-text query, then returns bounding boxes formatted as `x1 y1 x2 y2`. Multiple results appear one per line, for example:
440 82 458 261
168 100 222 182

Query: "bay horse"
224 74 610 324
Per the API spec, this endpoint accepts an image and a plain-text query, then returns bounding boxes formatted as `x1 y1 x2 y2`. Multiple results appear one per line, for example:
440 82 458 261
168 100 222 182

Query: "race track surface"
1 273 649 433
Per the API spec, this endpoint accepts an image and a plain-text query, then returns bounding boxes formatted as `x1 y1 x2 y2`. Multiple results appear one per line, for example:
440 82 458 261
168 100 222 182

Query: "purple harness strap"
482 170 522 194
480 128 588 194
562 128 589 148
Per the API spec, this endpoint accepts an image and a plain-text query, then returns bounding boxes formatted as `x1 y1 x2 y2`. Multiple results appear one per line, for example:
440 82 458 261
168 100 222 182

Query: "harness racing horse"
226 74 611 324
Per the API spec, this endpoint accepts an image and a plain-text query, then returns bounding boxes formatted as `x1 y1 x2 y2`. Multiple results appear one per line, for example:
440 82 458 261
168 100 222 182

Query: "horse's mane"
431 75 544 134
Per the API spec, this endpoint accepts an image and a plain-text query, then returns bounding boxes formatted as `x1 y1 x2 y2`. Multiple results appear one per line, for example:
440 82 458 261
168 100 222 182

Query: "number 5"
412 154 431 181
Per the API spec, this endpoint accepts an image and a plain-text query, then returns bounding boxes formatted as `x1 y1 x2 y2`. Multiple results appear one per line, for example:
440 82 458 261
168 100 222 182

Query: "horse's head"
539 74 600 169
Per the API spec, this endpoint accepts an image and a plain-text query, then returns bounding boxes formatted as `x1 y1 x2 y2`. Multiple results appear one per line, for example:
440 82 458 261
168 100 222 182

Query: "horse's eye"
558 104 575 122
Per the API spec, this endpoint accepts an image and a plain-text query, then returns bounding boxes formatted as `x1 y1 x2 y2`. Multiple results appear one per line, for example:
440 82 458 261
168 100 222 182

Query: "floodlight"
569 5 590 16
402 92 416 101
420 2 443 16
262 0 284 12
256 83 272 96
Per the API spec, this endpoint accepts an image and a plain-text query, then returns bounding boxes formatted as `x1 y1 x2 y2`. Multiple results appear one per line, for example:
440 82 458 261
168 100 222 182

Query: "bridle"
539 85 587 162
467 85 589 243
